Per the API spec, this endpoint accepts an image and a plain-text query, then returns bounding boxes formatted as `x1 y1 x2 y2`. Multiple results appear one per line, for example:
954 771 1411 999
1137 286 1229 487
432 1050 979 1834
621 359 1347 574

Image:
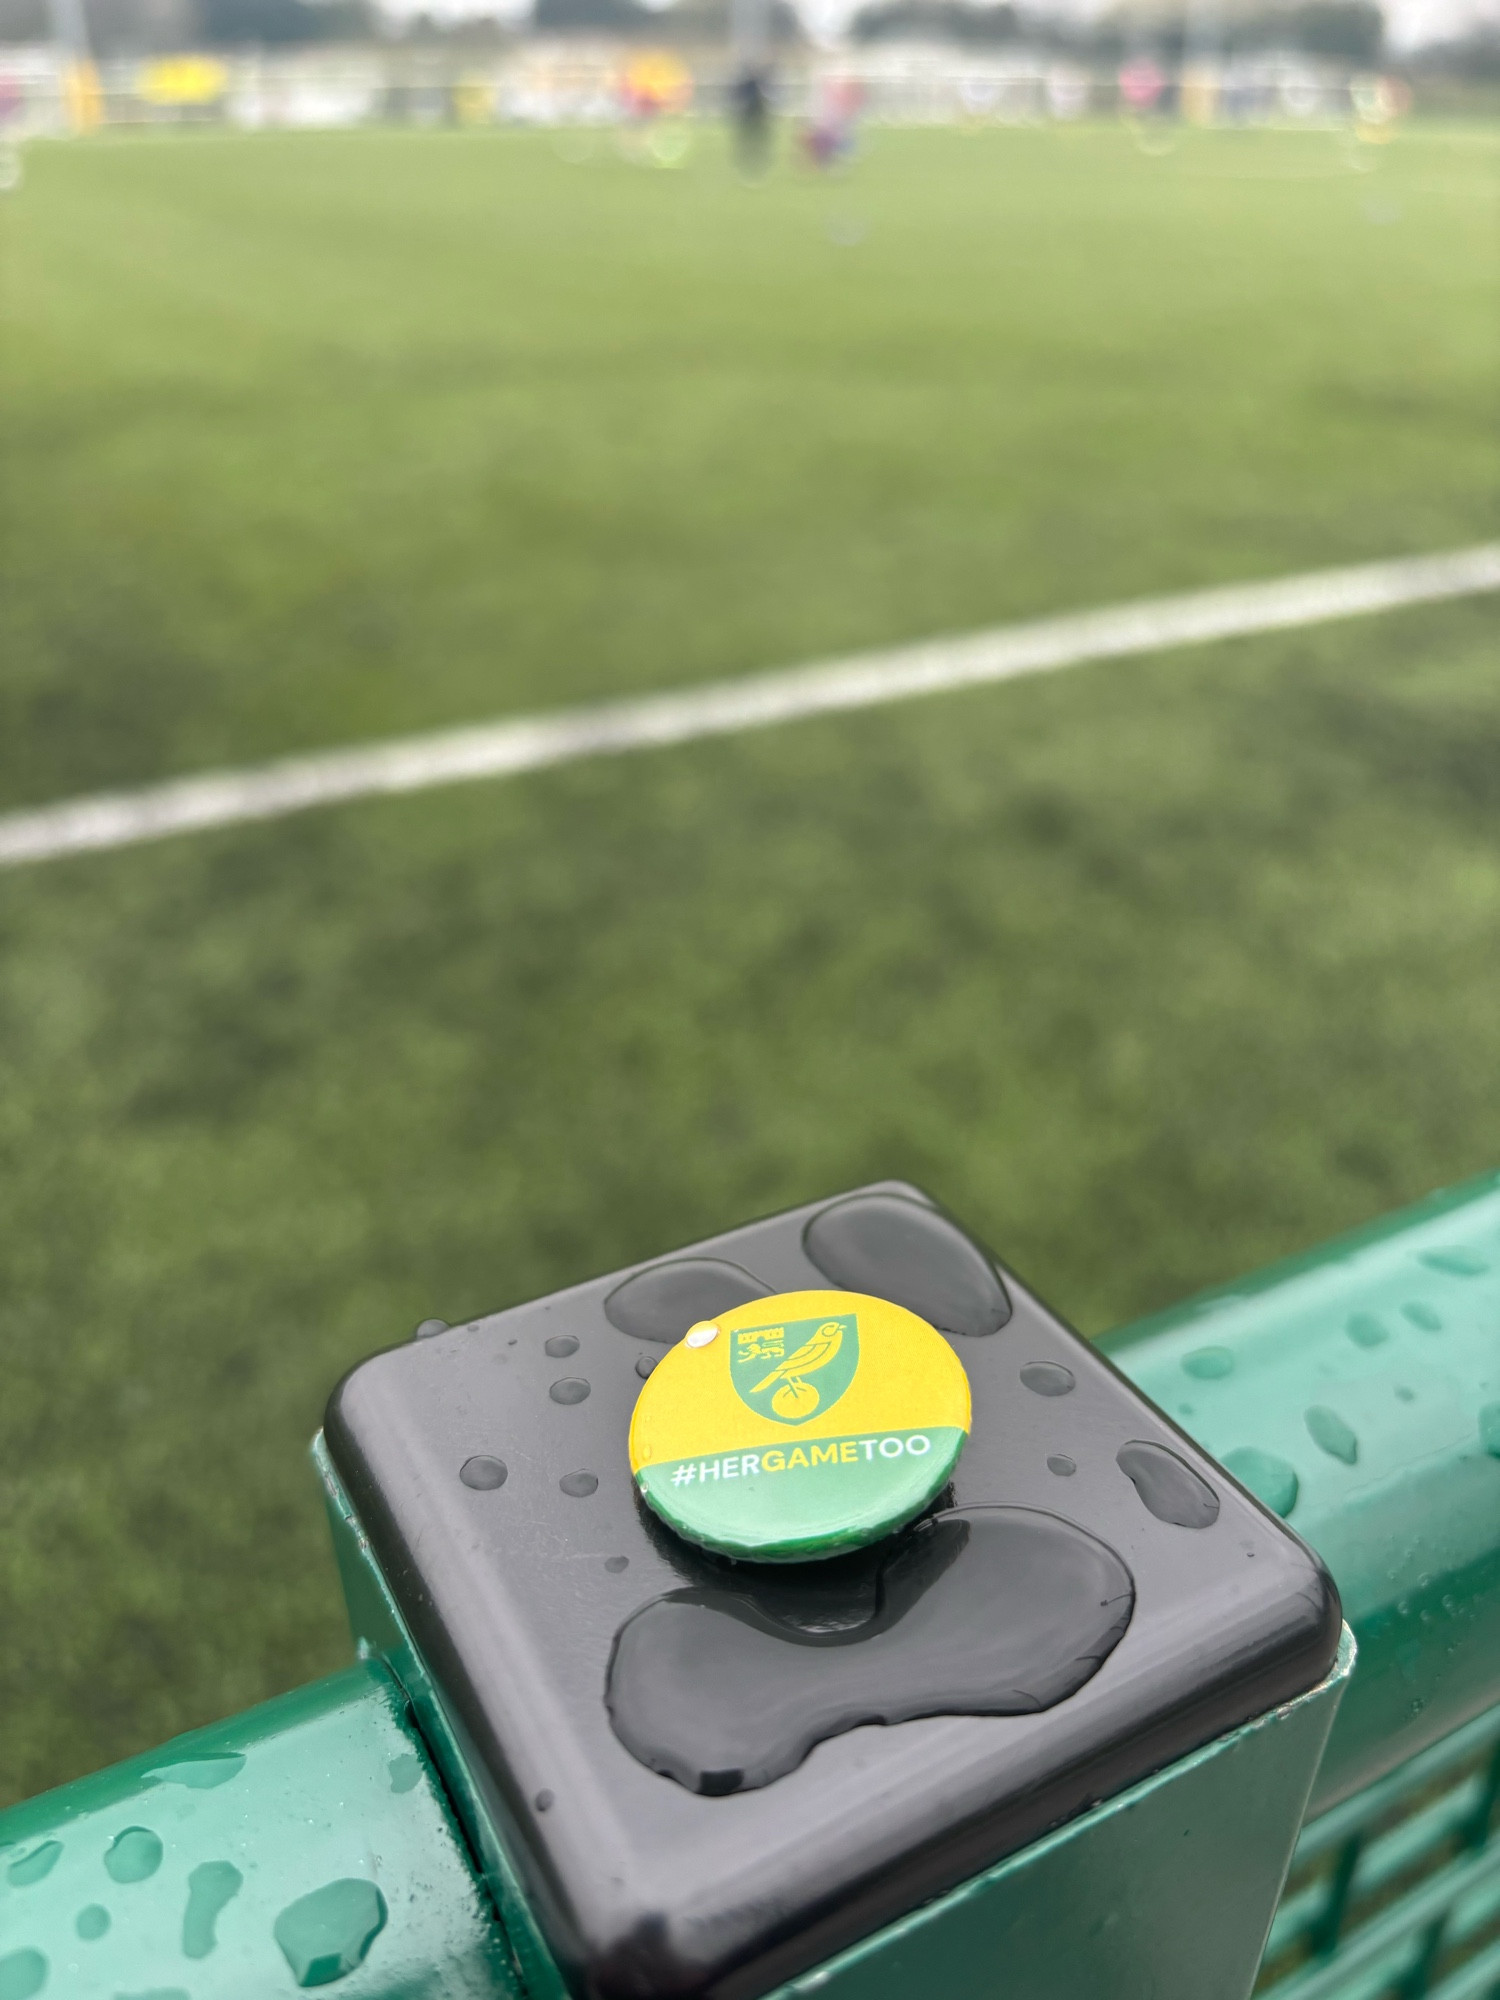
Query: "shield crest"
729 1312 859 1426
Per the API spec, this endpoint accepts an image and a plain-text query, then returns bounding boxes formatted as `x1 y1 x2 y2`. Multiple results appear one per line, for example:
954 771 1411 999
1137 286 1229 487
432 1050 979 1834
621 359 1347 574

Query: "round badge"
628 1289 971 1562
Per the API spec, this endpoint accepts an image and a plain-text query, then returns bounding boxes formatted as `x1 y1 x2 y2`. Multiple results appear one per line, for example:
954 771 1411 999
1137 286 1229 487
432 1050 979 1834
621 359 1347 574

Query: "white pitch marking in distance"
2 542 1497 870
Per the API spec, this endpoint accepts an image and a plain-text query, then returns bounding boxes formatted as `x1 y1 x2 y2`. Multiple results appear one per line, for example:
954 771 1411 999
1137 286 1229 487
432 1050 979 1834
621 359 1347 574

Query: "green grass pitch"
0 119 1497 1805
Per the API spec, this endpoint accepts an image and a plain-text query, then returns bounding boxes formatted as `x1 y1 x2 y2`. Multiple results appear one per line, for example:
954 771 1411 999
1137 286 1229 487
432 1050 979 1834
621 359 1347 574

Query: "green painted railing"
2 1170 1497 2000
0 1660 518 1997
1106 1168 1500 2000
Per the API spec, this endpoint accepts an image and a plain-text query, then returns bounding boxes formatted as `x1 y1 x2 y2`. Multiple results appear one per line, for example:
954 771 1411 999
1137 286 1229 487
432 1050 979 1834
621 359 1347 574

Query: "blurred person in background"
801 73 863 169
730 64 773 175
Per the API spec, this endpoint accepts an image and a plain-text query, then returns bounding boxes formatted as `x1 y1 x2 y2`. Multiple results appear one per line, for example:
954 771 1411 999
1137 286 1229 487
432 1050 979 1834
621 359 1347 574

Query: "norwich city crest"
729 1312 859 1426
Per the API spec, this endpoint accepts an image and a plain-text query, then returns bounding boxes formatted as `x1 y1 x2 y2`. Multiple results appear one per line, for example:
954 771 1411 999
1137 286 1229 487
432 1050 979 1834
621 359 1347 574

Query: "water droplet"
460 1455 507 1491
1420 1248 1489 1277
75 1905 110 1941
273 1879 387 1989
105 1827 163 1884
413 1318 448 1341
803 1191 1011 1337
1183 1347 1233 1380
183 1860 242 1959
604 1555 629 1572
1402 1301 1442 1332
534 1790 555 1811
560 1471 598 1497
634 1352 658 1380
607 1509 1132 1793
683 1323 719 1349
1305 1406 1358 1465
1047 1454 1076 1477
387 1754 421 1794
6 1841 61 1886
1020 1362 1074 1397
1221 1447 1299 1518
1346 1312 1388 1348
1479 1404 1500 1459
0 1950 47 2000
550 1378 590 1405
544 1335 579 1359
1116 1442 1220 1528
147 1754 245 1790
605 1259 772 1342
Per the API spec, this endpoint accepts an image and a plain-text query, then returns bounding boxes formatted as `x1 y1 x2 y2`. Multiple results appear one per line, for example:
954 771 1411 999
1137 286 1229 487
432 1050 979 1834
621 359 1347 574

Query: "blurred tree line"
524 0 800 39
0 0 370 50
851 0 1387 62
0 0 1495 75
1412 22 1500 78
0 0 806 49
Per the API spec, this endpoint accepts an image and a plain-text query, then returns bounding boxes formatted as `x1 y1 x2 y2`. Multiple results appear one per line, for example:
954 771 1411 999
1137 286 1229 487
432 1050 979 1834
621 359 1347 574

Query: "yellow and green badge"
628 1289 971 1561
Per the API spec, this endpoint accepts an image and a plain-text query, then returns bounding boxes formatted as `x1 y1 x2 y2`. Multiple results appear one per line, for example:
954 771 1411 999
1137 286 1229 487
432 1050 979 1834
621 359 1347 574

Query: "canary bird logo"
753 1322 844 1419
730 1313 858 1425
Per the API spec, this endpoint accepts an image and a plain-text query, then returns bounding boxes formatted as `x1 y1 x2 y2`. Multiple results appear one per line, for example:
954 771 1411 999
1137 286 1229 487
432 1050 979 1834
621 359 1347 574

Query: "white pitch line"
3 541 1498 870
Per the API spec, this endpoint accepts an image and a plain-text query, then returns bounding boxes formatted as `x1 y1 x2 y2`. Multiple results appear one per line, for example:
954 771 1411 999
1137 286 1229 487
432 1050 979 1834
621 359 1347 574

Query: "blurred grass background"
0 120 1497 1806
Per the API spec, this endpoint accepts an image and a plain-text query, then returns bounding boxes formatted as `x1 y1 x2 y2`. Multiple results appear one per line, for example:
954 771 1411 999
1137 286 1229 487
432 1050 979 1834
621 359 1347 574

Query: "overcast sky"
1384 0 1496 41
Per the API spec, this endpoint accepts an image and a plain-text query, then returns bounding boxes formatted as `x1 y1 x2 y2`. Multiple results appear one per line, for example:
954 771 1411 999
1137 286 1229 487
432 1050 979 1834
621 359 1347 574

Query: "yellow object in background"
62 60 103 131
453 75 495 126
138 56 228 108
621 50 693 119
1179 66 1220 128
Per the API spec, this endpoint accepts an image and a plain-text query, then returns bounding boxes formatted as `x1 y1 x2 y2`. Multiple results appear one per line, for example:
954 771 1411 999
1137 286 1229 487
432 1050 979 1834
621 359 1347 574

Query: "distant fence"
0 39 1411 140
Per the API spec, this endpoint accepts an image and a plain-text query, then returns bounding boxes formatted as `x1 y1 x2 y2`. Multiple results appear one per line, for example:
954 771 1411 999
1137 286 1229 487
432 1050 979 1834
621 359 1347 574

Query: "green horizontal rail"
0 1660 519 1999
1106 1166 1500 1816
1256 1751 1500 2000
1108 1167 1500 2000
1265 1839 1500 2000
1265 1706 1500 1963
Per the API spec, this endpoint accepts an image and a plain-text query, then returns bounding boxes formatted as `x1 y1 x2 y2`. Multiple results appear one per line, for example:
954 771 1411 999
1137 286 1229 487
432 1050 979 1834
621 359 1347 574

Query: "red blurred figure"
801 75 862 170
1118 58 1167 115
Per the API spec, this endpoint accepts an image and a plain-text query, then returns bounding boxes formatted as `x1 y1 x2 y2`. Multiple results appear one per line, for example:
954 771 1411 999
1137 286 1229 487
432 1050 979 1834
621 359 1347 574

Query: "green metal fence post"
2 1169 1498 2000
